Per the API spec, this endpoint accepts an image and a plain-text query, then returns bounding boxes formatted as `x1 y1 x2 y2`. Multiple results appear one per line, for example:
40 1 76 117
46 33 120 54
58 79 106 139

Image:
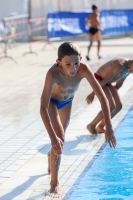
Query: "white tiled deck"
0 37 133 200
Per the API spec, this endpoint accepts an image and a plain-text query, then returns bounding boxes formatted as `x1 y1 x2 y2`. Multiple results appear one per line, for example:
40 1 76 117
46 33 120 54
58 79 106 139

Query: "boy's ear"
80 56 82 61
56 59 61 66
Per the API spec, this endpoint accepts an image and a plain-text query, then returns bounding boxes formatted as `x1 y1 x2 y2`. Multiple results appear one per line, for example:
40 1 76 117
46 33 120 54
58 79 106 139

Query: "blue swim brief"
50 96 74 109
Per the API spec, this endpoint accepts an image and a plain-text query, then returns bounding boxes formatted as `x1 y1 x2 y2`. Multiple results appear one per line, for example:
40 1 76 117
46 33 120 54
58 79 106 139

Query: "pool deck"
0 36 133 200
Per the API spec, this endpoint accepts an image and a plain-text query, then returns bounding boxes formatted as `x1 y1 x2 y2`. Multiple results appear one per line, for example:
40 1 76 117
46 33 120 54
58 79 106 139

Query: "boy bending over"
86 57 133 134
40 42 116 194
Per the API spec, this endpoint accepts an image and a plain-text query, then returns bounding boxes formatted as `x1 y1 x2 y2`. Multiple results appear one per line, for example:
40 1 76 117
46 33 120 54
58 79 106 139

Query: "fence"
0 15 56 64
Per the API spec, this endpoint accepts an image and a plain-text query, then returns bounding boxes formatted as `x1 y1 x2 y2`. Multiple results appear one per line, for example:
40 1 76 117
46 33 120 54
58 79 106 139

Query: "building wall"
31 0 133 18
0 0 133 20
0 0 25 19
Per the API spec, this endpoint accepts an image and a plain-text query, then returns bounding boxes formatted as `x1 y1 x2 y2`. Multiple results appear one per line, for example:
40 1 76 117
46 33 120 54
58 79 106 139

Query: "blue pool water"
66 107 133 200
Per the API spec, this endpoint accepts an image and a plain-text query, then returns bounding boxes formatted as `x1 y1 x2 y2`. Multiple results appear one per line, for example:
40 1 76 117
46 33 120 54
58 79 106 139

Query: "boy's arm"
115 78 126 90
86 77 110 104
82 64 116 148
40 69 63 155
86 68 118 103
97 13 103 31
85 15 91 26
96 13 101 28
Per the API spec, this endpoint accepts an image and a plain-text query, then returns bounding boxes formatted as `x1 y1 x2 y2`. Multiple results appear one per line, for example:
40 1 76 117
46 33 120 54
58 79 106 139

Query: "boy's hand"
100 27 104 32
51 136 64 155
86 93 95 104
105 129 116 148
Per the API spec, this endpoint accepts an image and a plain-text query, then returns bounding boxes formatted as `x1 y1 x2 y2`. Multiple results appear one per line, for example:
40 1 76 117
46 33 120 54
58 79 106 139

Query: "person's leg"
48 101 72 193
86 33 93 60
47 102 62 177
96 85 122 133
47 151 51 174
87 85 115 134
95 31 101 58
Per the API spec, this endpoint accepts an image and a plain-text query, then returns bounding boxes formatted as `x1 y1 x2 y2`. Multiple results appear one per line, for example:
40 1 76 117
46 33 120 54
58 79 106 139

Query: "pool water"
66 106 133 200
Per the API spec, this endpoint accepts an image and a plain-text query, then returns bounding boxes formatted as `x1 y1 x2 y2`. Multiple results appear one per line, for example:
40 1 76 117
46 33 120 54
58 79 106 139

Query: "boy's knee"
61 138 65 143
117 104 122 112
97 41 101 46
110 103 116 113
110 105 115 113
89 41 93 45
111 103 122 113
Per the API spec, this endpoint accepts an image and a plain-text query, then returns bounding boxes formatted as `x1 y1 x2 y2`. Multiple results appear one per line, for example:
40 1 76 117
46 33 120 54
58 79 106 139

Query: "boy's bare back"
96 58 131 83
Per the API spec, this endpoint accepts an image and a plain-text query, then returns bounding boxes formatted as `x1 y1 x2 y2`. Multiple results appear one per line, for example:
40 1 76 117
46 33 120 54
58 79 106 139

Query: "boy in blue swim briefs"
40 42 116 194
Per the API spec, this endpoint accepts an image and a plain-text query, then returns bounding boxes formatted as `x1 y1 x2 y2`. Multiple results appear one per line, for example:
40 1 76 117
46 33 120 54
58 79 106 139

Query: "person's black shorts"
89 27 99 35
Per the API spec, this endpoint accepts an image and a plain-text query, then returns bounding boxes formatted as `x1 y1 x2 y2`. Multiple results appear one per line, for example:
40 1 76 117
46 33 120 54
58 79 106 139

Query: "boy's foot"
86 55 90 61
47 153 51 175
45 186 62 198
98 56 102 59
49 185 62 194
96 126 105 134
86 124 97 134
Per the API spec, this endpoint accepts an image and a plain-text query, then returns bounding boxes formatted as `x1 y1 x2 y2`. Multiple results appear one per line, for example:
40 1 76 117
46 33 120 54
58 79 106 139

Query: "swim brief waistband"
94 73 103 80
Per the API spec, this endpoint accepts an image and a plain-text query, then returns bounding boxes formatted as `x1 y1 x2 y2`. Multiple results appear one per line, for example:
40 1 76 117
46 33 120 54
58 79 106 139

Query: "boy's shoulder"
80 61 88 66
88 13 93 18
79 62 92 75
79 62 90 70
48 63 59 73
49 63 58 70
111 58 128 67
47 63 59 78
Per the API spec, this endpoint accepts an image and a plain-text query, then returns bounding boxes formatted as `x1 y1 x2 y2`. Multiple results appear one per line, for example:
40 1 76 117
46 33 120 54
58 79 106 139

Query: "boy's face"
57 55 82 76
94 8 98 14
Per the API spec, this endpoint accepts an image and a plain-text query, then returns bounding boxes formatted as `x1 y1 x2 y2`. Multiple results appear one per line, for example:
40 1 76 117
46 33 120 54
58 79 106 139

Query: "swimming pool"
65 106 133 200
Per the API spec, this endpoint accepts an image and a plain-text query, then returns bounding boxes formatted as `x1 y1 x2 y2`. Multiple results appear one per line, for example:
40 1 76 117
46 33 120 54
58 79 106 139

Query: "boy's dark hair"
58 42 81 60
92 4 98 10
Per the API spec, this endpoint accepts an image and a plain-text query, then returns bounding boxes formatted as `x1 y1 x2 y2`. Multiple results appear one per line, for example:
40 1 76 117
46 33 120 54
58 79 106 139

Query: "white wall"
33 0 133 17
0 0 133 20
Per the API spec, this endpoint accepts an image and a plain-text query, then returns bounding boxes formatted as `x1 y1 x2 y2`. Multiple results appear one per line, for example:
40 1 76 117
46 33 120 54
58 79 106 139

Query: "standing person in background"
85 4 102 60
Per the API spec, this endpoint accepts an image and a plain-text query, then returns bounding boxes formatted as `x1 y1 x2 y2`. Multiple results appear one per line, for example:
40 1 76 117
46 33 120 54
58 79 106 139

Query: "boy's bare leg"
87 34 93 58
47 149 61 193
47 151 51 174
87 110 104 134
96 85 122 133
49 149 61 193
96 105 122 133
96 122 105 133
95 32 101 58
48 102 72 194
87 85 115 134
